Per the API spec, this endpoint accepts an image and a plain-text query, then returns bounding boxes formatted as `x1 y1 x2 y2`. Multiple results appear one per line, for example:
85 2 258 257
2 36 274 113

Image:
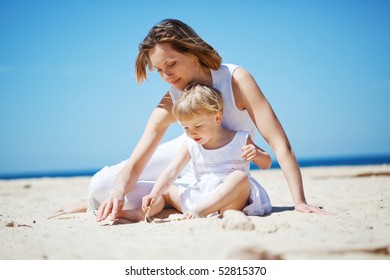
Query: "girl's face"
180 112 222 149
148 43 199 91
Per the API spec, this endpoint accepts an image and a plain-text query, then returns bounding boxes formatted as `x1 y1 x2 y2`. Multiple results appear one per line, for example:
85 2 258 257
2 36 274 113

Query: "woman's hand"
295 202 334 215
96 190 125 222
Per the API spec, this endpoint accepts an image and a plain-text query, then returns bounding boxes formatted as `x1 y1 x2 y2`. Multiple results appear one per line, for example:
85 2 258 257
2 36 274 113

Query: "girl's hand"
141 193 159 213
96 190 124 222
241 144 257 161
242 143 272 169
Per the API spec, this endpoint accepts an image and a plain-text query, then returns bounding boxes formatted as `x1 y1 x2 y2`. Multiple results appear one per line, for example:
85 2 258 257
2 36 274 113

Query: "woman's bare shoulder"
232 66 255 84
231 67 260 109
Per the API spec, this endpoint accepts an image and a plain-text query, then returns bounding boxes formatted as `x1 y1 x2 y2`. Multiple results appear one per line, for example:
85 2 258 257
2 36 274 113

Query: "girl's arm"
142 142 190 210
242 135 272 169
97 92 176 221
232 67 324 214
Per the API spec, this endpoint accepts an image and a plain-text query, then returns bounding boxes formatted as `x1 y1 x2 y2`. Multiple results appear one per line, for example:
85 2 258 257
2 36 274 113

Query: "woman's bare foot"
55 199 88 214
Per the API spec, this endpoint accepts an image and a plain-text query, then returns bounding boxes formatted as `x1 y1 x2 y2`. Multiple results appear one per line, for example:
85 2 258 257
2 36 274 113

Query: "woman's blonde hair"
135 19 222 84
172 83 223 122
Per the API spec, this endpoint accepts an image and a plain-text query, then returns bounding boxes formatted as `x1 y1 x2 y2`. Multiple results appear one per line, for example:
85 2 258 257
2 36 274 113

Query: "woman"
85 18 326 222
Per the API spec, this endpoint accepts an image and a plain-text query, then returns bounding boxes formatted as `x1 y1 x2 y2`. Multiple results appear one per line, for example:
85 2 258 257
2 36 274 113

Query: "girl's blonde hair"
135 19 222 84
172 83 223 122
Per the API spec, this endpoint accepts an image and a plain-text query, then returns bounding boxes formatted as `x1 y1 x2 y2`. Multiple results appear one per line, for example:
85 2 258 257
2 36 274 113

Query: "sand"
0 165 389 260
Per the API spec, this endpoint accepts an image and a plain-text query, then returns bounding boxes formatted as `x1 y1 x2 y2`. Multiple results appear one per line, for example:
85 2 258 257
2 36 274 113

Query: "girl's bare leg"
163 186 184 213
184 170 251 219
114 195 166 222
115 208 145 222
146 196 166 217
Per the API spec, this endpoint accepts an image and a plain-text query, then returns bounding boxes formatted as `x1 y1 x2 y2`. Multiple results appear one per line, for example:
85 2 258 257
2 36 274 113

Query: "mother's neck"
195 66 212 86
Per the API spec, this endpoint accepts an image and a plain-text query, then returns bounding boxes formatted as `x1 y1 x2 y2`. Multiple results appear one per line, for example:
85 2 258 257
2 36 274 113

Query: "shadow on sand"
271 206 295 213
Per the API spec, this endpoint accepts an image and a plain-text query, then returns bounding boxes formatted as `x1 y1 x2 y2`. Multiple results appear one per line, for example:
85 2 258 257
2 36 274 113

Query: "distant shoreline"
262 153 390 170
1 154 389 180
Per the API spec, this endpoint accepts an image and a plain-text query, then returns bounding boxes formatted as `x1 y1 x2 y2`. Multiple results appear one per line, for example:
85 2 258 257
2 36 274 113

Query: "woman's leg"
87 160 127 210
87 134 186 211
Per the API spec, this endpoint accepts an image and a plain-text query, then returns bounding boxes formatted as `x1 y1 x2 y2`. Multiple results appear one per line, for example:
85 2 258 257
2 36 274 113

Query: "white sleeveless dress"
87 64 269 214
178 131 271 216
170 64 257 140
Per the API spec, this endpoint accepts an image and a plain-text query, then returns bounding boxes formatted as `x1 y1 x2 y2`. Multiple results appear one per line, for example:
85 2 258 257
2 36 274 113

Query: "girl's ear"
215 112 223 124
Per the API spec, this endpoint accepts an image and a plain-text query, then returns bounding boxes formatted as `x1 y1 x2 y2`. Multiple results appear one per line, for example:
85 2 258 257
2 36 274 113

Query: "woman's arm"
96 92 177 221
232 67 324 213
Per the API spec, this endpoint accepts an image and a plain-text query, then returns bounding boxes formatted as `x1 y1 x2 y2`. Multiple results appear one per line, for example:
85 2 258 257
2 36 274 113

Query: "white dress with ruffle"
178 130 272 216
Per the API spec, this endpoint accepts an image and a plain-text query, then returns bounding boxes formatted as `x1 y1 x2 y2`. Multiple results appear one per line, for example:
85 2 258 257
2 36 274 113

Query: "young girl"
141 83 272 219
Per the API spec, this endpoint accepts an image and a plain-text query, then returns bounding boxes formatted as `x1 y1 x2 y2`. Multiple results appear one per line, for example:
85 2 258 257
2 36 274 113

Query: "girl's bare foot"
180 208 201 219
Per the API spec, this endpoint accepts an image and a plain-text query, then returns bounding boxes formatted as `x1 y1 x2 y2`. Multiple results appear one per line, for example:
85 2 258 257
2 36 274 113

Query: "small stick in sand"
145 198 154 223
46 212 68 219
145 207 153 223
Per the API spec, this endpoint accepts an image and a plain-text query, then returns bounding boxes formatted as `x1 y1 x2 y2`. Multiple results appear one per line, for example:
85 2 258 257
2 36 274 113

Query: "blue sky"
1 0 389 175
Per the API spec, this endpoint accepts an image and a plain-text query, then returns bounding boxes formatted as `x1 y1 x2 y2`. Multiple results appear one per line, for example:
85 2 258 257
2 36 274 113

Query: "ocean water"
252 154 390 170
0 154 389 180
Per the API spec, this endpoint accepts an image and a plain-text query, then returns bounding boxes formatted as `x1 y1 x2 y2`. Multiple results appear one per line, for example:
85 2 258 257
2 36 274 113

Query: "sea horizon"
1 153 389 180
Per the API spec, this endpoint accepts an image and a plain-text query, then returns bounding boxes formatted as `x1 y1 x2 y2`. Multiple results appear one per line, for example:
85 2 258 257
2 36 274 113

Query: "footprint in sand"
227 247 283 260
4 220 32 228
221 210 255 231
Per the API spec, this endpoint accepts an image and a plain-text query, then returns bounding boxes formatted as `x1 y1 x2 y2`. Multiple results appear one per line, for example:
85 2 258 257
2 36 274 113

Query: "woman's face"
148 43 198 90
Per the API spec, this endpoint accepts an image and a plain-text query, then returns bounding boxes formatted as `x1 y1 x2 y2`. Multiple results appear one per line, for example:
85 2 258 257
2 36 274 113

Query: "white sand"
0 165 389 260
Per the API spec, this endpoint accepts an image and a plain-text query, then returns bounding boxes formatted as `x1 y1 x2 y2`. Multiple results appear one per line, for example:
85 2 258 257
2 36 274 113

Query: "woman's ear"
193 57 200 74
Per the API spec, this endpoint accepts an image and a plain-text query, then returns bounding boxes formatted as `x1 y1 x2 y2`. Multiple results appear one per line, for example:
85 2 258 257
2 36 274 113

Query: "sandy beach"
0 164 389 260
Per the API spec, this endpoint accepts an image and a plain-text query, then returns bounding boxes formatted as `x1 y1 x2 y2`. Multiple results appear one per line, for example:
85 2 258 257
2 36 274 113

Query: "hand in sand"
295 203 334 215
141 193 159 222
141 194 155 212
96 191 124 222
